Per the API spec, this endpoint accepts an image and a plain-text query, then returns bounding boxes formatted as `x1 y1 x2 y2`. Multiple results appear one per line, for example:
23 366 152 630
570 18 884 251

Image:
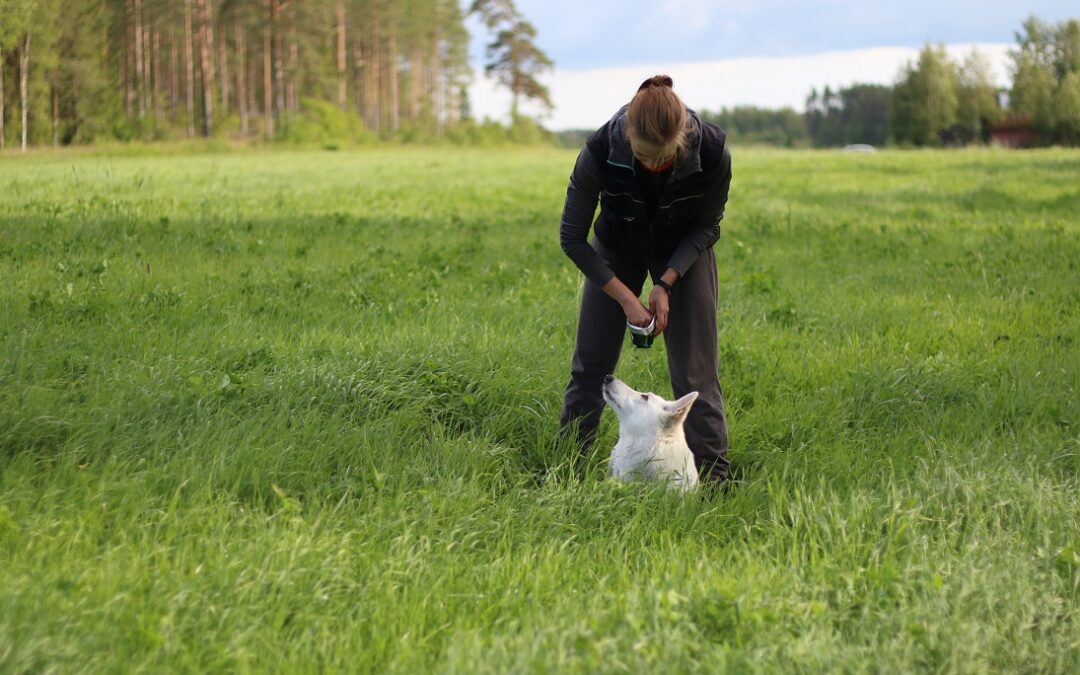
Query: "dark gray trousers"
558 240 730 480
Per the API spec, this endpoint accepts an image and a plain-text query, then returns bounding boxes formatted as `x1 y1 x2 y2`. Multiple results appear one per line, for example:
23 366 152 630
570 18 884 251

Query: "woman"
558 74 732 483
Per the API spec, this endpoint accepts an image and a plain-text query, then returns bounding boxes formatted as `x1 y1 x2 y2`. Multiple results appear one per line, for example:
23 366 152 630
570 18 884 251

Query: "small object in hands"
627 317 657 349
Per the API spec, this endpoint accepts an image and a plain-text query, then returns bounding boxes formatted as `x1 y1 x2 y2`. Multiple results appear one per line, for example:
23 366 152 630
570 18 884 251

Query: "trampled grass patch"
1 147 1078 672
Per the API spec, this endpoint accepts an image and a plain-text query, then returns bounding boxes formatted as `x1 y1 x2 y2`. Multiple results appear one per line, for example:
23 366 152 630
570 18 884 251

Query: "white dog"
601 375 700 492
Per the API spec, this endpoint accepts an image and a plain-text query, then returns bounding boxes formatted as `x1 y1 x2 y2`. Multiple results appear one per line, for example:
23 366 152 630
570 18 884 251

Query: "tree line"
3 7 1076 150
703 16 1080 149
0 0 556 150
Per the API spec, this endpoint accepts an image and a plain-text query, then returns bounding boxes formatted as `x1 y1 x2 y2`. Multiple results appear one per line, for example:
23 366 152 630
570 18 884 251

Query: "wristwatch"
654 279 674 293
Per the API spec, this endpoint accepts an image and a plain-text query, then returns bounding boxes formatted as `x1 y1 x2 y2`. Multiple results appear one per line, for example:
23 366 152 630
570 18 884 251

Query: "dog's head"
601 375 698 438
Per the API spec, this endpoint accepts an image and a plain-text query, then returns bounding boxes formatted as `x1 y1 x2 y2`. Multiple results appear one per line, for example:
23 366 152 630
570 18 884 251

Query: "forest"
0 0 558 148
1 5 1078 149
698 17 1080 148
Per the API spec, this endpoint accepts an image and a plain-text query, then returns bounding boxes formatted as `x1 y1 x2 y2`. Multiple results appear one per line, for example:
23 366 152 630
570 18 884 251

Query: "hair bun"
638 74 674 92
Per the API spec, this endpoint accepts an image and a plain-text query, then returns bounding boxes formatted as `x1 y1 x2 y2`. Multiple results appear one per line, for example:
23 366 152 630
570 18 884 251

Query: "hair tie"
637 74 674 92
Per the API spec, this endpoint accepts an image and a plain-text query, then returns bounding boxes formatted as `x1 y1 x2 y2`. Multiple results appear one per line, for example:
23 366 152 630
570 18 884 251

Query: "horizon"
468 43 1013 131
464 0 1078 130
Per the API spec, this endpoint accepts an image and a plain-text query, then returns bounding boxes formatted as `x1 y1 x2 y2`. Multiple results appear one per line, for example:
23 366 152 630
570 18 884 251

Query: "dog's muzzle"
602 375 617 406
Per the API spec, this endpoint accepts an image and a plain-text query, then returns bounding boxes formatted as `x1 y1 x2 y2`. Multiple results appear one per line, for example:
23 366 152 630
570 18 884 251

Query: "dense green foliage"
892 18 1080 147
699 106 810 147
3 6 1079 150
1010 16 1080 145
716 17 1079 149
701 85 890 149
0 0 474 148
1 147 1079 672
805 84 892 148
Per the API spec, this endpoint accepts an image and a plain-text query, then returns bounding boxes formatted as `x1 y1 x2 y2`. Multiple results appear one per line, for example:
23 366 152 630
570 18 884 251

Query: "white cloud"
468 43 1013 130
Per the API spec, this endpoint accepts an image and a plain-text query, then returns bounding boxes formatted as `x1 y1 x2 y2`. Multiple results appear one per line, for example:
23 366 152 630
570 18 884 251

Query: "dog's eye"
641 394 649 401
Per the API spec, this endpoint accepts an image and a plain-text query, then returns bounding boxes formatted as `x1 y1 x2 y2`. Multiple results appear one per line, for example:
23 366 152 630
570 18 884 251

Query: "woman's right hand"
622 300 654 329
600 276 654 330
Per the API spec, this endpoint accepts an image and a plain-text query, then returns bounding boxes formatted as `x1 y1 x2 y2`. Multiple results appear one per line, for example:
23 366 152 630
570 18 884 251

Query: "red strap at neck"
640 158 674 173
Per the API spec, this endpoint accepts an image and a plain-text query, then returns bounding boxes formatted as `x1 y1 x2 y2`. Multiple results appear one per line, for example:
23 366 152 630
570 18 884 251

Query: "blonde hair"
626 75 688 162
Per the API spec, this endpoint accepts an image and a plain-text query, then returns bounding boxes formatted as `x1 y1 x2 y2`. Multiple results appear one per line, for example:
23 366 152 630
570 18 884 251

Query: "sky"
464 0 1079 130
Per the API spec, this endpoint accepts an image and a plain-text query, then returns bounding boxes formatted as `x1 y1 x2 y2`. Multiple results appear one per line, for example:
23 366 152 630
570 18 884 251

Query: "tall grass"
1 146 1078 672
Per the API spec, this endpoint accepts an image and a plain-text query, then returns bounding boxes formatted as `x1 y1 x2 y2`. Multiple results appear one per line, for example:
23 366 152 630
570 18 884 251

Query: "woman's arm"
560 148 653 325
559 145 657 327
603 277 654 327
559 147 615 287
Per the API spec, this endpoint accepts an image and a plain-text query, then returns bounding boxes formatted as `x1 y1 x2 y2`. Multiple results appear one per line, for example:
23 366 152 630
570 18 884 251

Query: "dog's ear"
664 391 699 427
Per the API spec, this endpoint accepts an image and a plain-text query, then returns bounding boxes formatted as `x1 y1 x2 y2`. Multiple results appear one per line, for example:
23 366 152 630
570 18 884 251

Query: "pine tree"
0 0 493 147
469 0 553 120
0 0 37 149
0 0 37 150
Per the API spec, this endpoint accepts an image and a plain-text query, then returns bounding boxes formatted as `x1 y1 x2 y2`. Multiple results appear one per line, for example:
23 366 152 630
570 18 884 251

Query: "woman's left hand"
647 285 670 334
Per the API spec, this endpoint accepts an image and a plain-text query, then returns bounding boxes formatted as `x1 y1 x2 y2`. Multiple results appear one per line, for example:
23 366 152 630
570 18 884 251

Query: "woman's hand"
601 276 654 330
622 299 654 329
648 285 670 334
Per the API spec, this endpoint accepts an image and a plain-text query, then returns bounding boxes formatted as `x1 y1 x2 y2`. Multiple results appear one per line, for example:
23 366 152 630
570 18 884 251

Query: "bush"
280 98 375 145
443 115 553 146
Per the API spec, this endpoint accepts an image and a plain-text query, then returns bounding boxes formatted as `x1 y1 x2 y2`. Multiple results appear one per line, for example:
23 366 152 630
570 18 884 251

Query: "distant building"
987 113 1035 148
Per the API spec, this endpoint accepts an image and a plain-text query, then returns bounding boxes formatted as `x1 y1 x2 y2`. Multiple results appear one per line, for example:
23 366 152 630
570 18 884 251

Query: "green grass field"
1 146 1078 673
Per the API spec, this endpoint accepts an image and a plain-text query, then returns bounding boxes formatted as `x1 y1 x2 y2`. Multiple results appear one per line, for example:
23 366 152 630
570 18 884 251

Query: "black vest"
585 107 727 262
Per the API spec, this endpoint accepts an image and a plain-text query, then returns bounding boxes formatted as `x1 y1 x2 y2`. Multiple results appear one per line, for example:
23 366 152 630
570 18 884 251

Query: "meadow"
1 145 1078 673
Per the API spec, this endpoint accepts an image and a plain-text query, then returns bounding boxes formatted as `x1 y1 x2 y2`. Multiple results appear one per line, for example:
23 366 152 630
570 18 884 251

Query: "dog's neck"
618 422 688 454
